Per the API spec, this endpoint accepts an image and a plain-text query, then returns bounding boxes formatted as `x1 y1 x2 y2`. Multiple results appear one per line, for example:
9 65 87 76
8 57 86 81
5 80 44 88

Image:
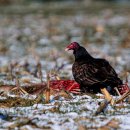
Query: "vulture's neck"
74 47 94 61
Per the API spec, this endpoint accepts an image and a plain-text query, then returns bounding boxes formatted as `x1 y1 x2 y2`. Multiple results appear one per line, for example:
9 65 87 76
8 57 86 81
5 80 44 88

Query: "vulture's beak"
65 48 69 51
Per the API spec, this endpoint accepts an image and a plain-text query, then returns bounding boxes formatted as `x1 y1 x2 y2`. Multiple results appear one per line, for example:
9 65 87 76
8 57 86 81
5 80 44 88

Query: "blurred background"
0 0 130 5
0 0 130 80
0 1 130 129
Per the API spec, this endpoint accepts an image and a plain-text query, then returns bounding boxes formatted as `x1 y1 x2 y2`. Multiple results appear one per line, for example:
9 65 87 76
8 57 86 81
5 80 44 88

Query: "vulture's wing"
73 59 119 86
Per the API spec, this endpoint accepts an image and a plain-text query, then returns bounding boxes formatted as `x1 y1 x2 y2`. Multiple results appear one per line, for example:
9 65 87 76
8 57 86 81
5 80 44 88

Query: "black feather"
72 44 122 95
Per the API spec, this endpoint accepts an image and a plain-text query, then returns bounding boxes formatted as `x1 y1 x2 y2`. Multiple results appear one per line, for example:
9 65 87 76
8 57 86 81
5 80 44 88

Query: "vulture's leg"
101 88 115 105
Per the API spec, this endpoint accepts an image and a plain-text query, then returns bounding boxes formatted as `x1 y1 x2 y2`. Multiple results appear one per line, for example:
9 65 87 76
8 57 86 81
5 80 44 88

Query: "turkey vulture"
65 42 123 104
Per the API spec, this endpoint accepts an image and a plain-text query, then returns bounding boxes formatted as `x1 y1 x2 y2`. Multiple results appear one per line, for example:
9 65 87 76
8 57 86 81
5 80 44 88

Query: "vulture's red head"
65 42 80 51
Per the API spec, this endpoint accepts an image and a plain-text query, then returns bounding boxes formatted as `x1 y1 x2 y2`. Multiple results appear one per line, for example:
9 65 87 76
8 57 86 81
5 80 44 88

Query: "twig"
45 72 50 103
116 90 130 104
125 72 129 83
114 87 121 96
100 88 114 105
94 100 109 116
37 62 43 83
8 63 14 81
95 90 130 115
11 76 28 95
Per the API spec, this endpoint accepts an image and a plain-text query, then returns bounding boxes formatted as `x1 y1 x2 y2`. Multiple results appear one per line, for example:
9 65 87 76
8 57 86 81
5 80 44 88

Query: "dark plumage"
65 42 122 95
